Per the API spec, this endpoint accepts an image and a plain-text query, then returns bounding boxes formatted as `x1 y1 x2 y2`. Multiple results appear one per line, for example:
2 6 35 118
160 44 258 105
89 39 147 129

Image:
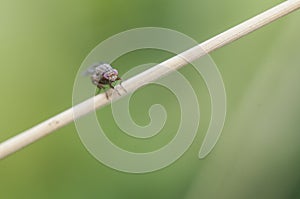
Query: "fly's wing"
82 64 98 76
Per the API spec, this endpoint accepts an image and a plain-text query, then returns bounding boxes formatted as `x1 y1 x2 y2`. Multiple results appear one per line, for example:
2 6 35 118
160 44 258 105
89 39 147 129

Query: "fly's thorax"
95 63 113 74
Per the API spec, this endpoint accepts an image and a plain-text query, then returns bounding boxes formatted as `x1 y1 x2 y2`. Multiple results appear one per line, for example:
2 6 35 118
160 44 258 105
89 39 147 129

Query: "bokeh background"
1 0 300 198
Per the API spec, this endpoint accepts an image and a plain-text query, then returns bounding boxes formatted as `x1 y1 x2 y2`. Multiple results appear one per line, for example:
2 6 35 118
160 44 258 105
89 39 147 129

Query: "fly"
84 62 126 98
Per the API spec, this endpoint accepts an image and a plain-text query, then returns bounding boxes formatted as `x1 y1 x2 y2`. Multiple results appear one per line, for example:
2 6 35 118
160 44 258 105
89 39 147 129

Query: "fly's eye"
103 73 109 79
113 69 118 75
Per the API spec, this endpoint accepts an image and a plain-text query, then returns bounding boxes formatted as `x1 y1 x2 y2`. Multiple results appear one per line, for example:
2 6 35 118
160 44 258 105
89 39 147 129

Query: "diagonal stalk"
1 0 300 160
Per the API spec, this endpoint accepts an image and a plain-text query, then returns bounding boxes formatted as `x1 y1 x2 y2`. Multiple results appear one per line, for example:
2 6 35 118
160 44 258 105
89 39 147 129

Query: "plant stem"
1 0 300 160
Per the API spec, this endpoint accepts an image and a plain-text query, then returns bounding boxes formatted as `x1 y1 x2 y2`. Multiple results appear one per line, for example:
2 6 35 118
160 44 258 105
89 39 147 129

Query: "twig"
1 0 300 160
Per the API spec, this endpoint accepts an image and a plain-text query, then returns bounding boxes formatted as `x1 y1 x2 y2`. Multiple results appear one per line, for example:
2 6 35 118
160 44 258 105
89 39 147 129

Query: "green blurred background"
1 0 300 198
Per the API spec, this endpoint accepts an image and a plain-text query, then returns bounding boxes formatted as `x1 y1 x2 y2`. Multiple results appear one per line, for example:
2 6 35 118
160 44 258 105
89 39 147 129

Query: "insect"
84 62 125 98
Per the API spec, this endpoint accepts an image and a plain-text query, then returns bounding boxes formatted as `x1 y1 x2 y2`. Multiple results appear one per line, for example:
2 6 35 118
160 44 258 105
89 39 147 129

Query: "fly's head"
103 69 119 82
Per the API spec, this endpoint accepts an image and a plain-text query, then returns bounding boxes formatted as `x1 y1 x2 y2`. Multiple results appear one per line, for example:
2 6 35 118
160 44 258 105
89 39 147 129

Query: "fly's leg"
96 89 100 95
97 83 109 99
109 83 121 96
116 77 127 93
105 91 109 99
